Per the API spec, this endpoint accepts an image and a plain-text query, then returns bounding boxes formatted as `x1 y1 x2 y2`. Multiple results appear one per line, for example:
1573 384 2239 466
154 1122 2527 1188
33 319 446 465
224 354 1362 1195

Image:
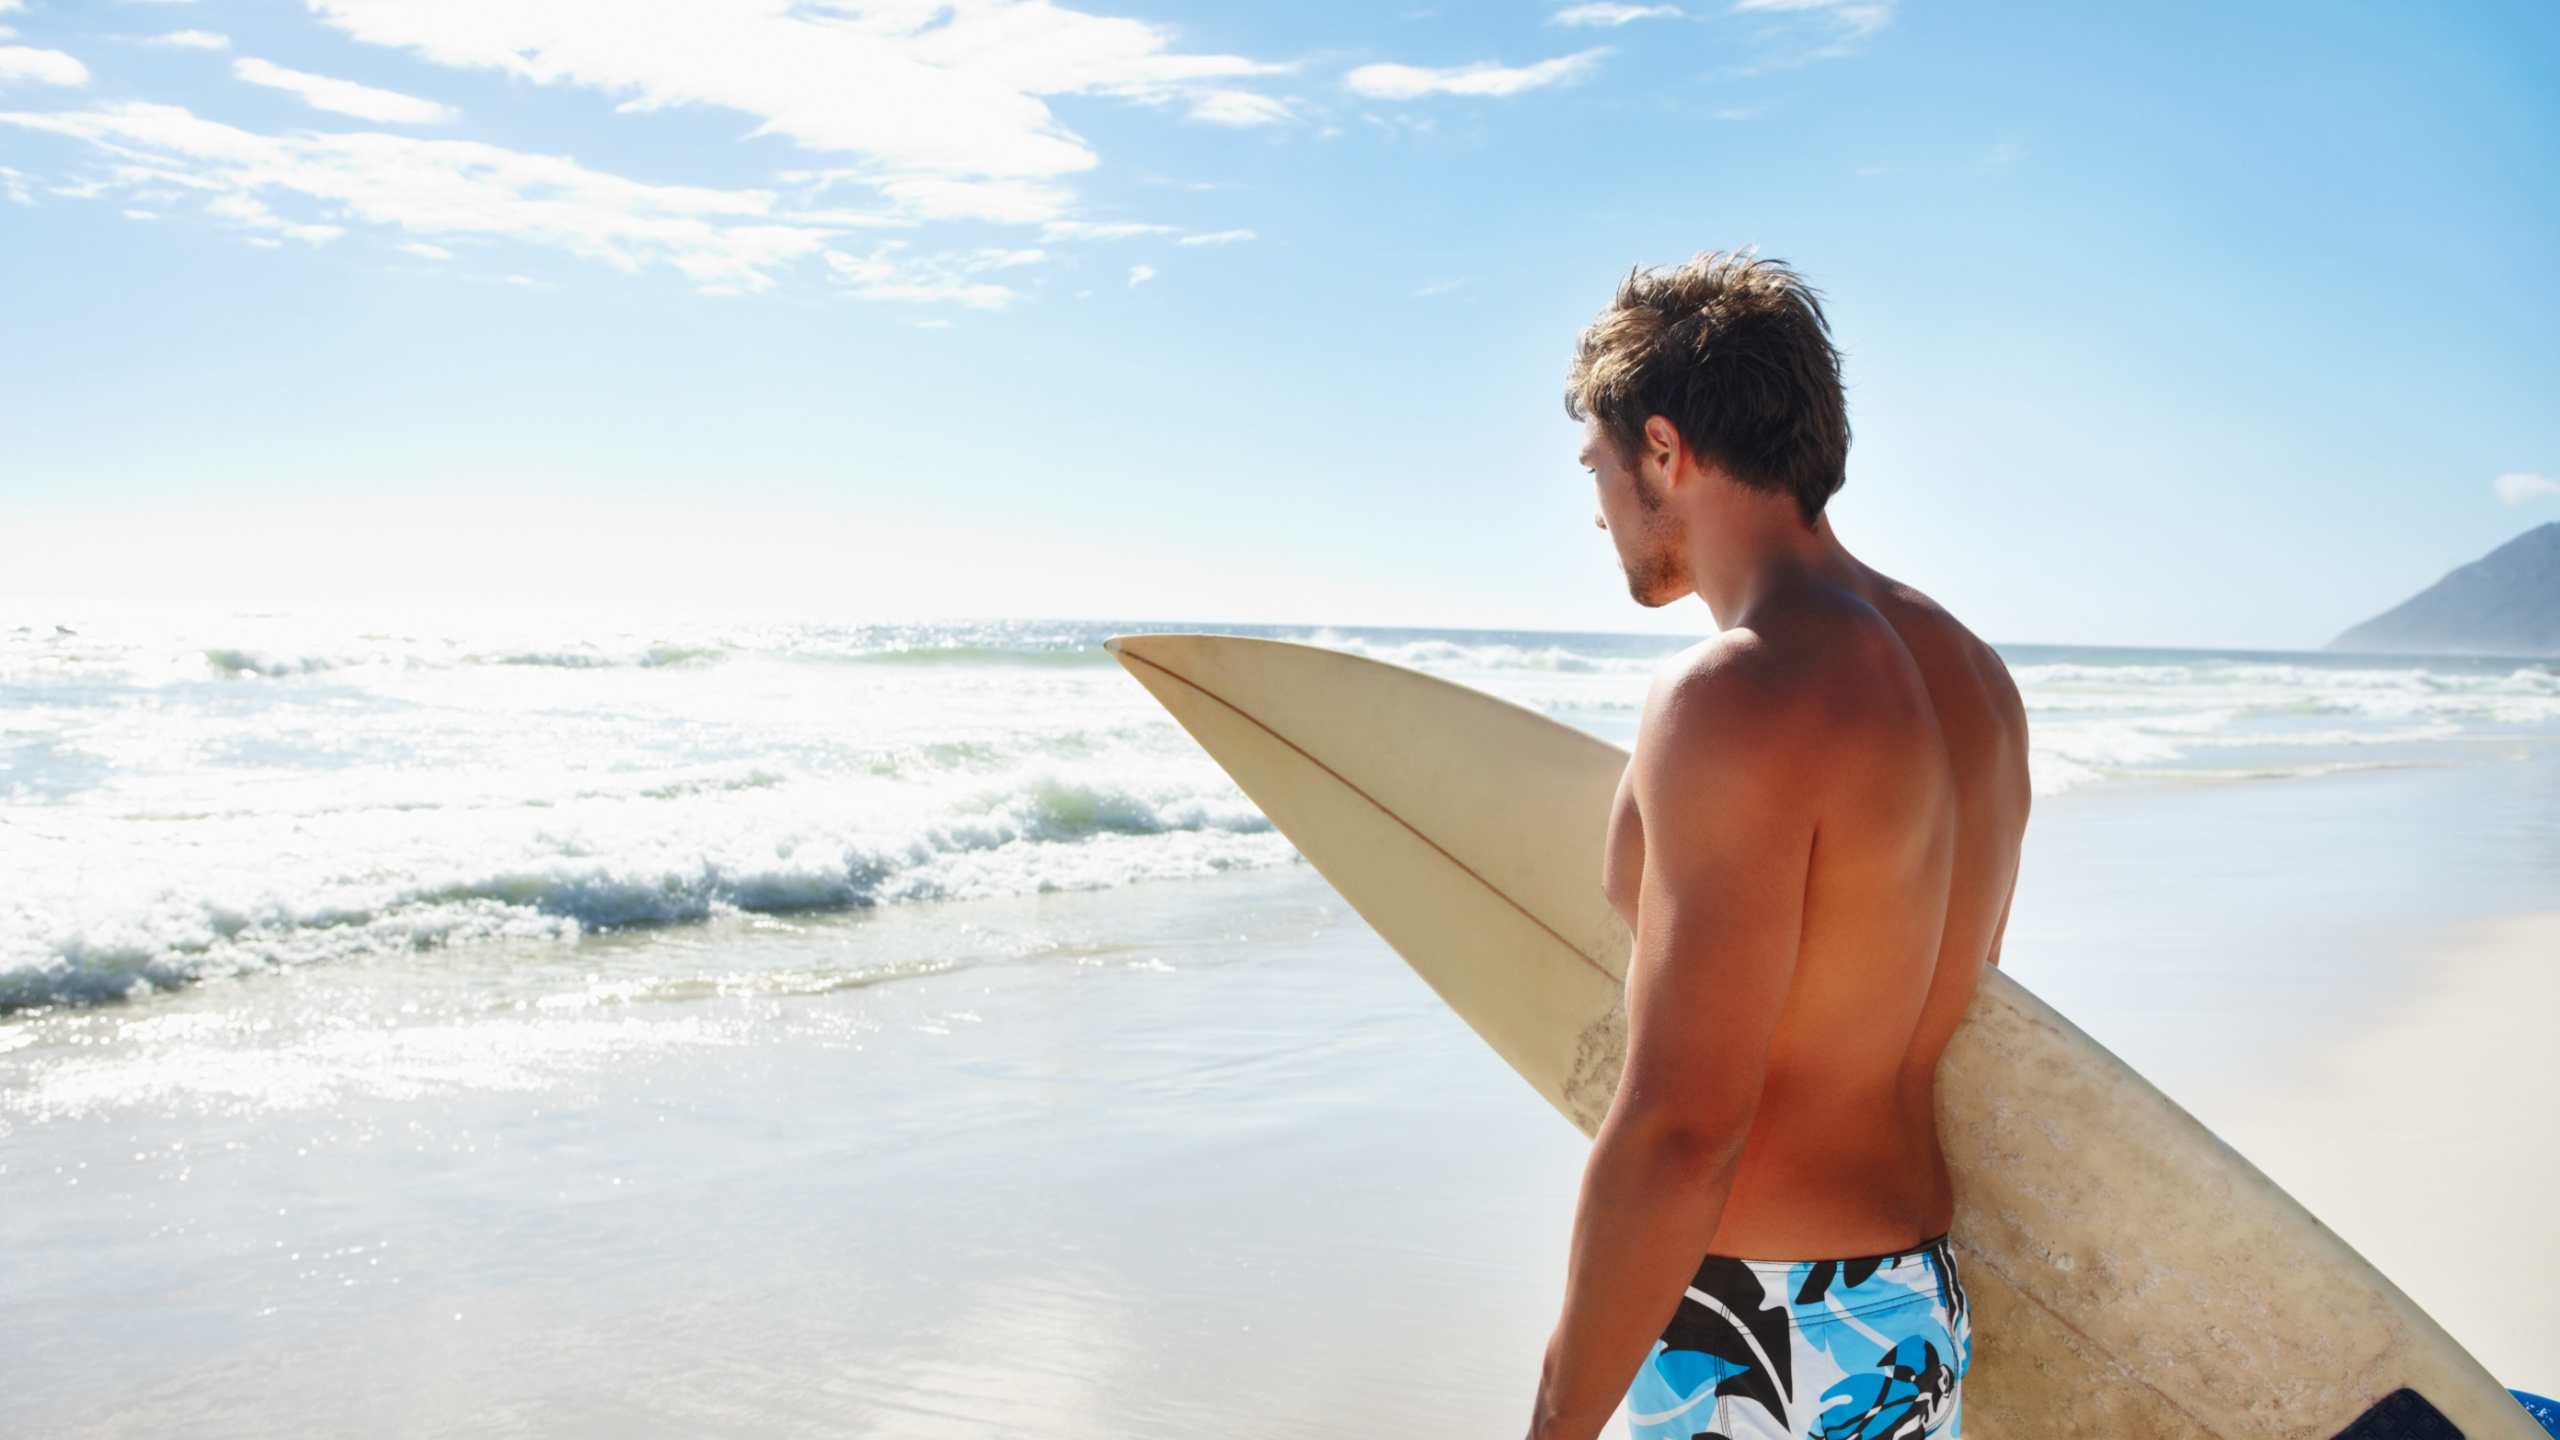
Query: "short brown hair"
1565 251 1849 524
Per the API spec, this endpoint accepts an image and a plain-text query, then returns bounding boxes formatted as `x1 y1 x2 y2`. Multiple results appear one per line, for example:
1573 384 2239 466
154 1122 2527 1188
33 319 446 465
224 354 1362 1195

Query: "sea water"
3 608 2556 1434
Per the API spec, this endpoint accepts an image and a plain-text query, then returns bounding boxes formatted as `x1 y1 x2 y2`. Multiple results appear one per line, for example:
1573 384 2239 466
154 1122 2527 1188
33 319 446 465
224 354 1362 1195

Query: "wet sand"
2206 911 2560 1392
5 731 2555 1432
0 869 1586 1438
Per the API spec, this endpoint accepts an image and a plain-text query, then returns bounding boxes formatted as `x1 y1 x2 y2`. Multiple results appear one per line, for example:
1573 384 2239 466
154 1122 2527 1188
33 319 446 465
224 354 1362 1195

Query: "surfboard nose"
1106 633 1188 669
1103 634 1220 697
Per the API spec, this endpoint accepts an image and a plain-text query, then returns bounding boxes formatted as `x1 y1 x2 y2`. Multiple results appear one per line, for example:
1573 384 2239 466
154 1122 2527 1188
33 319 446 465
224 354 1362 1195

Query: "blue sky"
2 0 2553 646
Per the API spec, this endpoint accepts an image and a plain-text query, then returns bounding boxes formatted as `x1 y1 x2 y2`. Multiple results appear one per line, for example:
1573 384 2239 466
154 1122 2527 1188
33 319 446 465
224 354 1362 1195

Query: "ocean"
3 608 2556 1435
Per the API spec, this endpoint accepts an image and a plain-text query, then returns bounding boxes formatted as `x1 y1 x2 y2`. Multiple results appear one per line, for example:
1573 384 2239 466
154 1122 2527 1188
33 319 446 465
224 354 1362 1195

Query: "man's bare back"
1601 560 2029 1259
1530 254 2029 1440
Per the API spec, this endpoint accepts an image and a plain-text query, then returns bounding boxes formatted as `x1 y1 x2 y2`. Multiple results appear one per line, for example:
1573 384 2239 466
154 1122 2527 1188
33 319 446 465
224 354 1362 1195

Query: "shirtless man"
1528 254 2031 1440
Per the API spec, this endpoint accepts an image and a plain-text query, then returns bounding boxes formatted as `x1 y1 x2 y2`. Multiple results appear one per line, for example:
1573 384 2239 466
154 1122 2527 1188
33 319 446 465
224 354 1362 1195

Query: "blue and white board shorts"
1628 1235 1969 1440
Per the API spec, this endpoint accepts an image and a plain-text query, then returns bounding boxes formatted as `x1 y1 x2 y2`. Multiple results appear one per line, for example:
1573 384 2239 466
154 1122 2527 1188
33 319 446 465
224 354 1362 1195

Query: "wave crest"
1 756 1288 1013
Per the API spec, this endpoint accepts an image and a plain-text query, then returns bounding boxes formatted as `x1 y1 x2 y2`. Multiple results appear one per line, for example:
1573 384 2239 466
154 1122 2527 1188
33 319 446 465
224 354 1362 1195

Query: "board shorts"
1627 1235 1969 1440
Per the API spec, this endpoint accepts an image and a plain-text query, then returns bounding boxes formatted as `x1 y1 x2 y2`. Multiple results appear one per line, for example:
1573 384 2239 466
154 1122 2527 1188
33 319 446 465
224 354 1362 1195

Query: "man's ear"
1641 416 1685 488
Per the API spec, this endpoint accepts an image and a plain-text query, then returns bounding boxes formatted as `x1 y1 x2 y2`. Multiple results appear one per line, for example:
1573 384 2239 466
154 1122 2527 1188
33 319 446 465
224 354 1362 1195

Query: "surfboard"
1107 631 2541 1440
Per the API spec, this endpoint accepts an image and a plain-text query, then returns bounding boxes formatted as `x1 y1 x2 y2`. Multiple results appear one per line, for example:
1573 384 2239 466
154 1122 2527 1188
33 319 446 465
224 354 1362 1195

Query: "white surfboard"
1108 632 2540 1440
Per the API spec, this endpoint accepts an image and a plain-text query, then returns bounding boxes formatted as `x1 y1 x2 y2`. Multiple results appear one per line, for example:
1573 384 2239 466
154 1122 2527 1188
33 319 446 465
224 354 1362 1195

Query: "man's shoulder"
1860 574 2026 722
1641 616 1883 768
1864 573 2005 664
1664 588 1922 701
1649 627 1798 721
1629 633 1826 838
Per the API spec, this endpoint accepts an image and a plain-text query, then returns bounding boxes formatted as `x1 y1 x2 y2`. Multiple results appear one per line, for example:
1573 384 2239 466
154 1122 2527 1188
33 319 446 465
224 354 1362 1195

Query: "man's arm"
1527 642 1820 1440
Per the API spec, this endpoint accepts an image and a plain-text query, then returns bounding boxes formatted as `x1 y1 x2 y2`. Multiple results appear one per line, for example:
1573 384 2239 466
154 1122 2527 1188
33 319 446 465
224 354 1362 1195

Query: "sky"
1 0 2554 647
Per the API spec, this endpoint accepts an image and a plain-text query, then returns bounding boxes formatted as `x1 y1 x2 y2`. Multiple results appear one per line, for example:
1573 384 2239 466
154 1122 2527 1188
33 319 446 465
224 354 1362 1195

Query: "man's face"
1581 416 1692 608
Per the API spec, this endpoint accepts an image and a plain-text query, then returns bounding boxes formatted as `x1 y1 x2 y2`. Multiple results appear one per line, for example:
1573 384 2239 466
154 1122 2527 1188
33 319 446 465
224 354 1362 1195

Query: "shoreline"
4 883 2552 1431
2199 910 2560 1394
0 868 1587 1438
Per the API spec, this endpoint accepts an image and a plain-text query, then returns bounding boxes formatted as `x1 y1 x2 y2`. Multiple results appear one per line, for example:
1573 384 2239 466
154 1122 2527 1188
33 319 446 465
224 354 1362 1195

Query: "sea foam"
3 612 2552 1009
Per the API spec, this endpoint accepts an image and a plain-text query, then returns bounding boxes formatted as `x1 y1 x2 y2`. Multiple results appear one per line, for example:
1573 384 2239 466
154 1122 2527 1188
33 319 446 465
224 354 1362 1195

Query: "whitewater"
6 604 2559 1436
6 607 2557 1012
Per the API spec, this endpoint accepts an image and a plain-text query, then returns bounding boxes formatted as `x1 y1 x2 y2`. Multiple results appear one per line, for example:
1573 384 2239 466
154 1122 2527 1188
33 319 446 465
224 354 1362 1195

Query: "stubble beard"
1620 478 1692 608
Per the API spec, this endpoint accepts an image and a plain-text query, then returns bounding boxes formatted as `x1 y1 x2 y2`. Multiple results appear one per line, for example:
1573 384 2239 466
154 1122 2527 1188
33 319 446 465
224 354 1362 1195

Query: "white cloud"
147 30 232 49
1041 218 1172 240
824 242 1042 308
1177 228 1252 245
1731 0 1896 40
234 57 455 123
765 165 1073 225
1552 4 1681 26
0 102 834 287
2495 472 2560 505
1128 262 1153 285
1345 48 1605 100
1187 89 1290 126
398 240 451 258
307 0 1285 222
870 172 1069 223
2 2 1279 297
0 45 90 87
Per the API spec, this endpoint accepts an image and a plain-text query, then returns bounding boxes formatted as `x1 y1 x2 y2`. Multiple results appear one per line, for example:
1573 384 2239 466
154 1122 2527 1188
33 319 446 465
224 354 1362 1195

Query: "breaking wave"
5 610 2551 1009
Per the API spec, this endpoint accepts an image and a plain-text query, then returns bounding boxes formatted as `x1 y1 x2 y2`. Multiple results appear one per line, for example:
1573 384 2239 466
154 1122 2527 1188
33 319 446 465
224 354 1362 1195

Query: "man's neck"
1683 483 1853 631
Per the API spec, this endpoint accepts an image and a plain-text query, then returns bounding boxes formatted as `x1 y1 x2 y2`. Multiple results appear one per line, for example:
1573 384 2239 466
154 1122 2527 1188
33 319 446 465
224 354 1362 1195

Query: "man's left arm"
1526 654 1819 1440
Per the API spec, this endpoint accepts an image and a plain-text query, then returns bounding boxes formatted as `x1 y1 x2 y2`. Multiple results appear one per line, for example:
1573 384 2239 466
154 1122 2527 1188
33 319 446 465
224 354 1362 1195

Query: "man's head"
1565 252 1849 529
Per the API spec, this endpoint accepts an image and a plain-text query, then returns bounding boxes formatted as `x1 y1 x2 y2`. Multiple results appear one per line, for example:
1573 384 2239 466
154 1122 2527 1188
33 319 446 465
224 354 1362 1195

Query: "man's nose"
1594 512 1607 530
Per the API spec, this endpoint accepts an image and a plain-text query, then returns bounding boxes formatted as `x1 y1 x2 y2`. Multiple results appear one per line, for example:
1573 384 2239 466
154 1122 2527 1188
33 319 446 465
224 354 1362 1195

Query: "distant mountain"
2329 522 2560 657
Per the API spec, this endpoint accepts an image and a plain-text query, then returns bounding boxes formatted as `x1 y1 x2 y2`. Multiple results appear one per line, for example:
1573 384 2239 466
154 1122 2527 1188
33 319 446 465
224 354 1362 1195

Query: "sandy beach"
3 616 2554 1433
7 895 2552 1435
2206 911 2560 1390
0 869 1587 1437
